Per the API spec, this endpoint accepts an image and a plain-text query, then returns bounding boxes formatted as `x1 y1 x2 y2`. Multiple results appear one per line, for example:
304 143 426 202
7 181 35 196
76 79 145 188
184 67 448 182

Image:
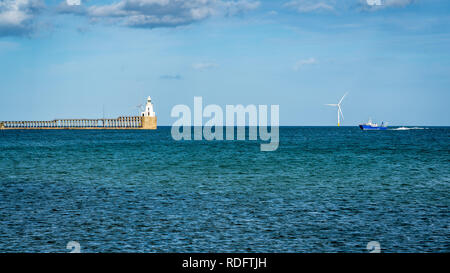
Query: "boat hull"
359 125 387 130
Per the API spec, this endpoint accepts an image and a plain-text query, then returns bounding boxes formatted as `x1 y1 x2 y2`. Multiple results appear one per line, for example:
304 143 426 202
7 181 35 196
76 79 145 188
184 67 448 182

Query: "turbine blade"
338 92 348 105
338 106 344 120
325 104 337 106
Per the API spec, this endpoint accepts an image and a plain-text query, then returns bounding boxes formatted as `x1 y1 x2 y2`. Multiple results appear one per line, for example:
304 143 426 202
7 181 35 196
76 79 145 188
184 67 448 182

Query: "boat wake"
391 127 427 130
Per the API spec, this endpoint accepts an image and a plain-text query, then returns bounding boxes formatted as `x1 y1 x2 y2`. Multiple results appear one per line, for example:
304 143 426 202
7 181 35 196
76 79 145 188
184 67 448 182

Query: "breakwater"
0 116 157 130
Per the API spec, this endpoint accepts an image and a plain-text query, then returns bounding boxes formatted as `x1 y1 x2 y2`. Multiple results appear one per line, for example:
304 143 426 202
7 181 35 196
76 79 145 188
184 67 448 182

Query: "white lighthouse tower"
142 96 155 117
140 96 157 129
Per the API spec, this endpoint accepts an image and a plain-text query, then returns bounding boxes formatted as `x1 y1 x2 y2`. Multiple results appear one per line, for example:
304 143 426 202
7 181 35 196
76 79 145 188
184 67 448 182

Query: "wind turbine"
325 92 348 126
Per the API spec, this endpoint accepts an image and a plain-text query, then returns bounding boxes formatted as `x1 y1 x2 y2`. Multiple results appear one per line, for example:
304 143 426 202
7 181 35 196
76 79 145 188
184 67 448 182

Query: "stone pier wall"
0 116 157 130
141 116 157 130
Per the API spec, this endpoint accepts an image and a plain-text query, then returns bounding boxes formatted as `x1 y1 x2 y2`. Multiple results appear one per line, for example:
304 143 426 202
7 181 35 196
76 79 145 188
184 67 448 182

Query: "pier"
0 116 157 129
0 96 157 130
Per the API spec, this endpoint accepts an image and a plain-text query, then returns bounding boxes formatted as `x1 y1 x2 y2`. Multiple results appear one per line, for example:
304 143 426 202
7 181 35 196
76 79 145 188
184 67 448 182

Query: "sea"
0 127 448 252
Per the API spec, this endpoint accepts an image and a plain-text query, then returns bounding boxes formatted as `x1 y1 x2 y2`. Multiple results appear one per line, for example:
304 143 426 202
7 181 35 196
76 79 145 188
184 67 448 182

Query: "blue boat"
359 119 388 130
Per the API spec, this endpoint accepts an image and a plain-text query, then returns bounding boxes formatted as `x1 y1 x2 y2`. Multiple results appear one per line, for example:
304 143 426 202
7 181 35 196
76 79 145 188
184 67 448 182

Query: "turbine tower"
325 92 348 126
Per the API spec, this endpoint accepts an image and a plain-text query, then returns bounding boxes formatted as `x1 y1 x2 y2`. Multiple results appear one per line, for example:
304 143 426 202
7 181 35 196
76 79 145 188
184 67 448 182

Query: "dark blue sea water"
0 127 449 253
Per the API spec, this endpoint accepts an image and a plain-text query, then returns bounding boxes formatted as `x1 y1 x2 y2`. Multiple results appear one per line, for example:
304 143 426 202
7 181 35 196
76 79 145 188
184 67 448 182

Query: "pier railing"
0 116 143 129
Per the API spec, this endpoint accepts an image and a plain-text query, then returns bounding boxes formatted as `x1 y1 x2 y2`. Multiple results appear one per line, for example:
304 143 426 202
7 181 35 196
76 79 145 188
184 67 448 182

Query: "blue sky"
0 0 449 125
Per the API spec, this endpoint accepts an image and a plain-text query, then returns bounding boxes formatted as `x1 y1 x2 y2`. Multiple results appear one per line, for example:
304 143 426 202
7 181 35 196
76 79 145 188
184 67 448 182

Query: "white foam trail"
391 127 427 130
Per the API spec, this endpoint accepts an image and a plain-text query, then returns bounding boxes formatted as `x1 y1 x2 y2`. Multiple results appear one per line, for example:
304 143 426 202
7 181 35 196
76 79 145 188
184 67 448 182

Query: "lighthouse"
142 96 156 117
141 96 157 129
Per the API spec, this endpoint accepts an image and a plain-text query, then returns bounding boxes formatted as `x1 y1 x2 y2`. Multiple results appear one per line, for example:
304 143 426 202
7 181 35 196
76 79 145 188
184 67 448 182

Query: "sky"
0 0 449 126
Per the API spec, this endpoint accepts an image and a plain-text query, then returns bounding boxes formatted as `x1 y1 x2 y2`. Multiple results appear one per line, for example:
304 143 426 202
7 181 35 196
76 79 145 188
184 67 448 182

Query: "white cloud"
293 57 317 71
383 0 414 7
361 0 414 10
192 62 219 70
160 74 182 80
0 0 43 36
66 0 81 6
284 0 415 13
284 0 335 13
366 0 382 6
62 0 260 28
